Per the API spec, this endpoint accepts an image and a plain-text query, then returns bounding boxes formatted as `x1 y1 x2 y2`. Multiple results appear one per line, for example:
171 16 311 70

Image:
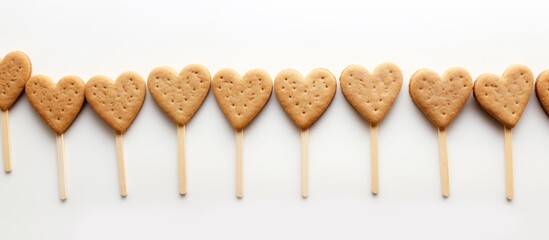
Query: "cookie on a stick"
340 63 403 195
0 51 32 172
212 69 272 198
274 69 336 198
474 65 533 200
409 67 472 197
148 65 211 195
85 72 146 197
26 75 85 200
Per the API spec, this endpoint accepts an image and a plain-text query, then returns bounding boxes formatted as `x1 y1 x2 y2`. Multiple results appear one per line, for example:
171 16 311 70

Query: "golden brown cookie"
474 65 533 128
340 63 403 125
535 70 549 117
26 75 85 134
409 67 473 129
212 69 272 130
274 69 337 130
0 51 32 111
85 72 146 134
148 65 211 126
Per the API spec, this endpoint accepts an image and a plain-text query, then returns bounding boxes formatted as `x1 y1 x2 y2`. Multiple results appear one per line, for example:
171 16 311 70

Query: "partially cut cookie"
340 63 402 125
85 72 146 134
274 69 337 130
473 65 533 128
26 75 85 134
409 67 473 129
535 70 549 117
0 51 32 111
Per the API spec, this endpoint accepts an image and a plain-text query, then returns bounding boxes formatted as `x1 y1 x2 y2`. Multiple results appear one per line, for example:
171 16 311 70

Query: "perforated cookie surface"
0 51 32 111
26 75 85 134
148 65 211 126
340 63 402 125
85 72 146 134
409 67 472 129
274 69 336 130
212 69 272 130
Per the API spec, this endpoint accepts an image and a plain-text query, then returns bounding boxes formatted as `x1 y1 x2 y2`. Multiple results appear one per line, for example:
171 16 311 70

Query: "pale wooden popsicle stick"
115 133 127 197
177 124 187 195
56 134 68 200
301 129 309 198
370 124 379 195
2 110 12 173
236 129 243 198
437 128 449 198
504 126 513 201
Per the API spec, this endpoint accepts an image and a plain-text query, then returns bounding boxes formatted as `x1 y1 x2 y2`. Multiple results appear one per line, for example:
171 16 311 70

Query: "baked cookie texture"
26 75 85 134
148 64 211 126
409 67 473 129
85 72 146 134
0 51 32 111
534 71 549 118
474 65 533 128
340 63 402 125
212 68 272 130
274 69 336 130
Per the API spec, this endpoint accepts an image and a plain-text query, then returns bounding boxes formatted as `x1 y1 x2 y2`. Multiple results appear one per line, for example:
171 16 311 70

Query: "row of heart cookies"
2 51 547 200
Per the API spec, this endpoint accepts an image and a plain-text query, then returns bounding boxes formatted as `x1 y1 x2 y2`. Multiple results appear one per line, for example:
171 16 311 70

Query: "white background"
1 0 549 239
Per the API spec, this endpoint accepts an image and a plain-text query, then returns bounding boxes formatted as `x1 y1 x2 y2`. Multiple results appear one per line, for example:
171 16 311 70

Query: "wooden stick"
177 124 187 195
2 110 12 173
437 128 449 198
115 133 127 197
370 124 379 195
56 134 68 200
236 129 244 198
301 129 309 198
504 126 513 201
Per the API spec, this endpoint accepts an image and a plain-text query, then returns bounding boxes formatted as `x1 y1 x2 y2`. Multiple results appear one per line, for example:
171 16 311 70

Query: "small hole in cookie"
289 95 292 99
450 78 453 82
282 86 285 89
244 104 247 107
284 78 288 81
156 85 159 88
374 109 378 112
302 111 306 114
220 76 223 79
61 109 64 112
309 102 312 105
118 117 122 120
442 112 446 115
379 99 382 102
171 100 174 103
179 108 183 111
156 77 159 80
184 98 187 101
459 75 463 78
512 111 515 115
520 72 524 76
232 103 235 106
350 74 353 77
321 76 325 79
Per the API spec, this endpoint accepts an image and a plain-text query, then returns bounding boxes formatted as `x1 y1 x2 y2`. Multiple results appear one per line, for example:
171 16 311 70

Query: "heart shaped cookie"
212 69 272 130
274 69 337 130
409 67 472 129
473 65 533 128
26 75 85 134
0 51 32 111
85 72 146 134
535 70 549 117
148 65 211 126
340 63 403 125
